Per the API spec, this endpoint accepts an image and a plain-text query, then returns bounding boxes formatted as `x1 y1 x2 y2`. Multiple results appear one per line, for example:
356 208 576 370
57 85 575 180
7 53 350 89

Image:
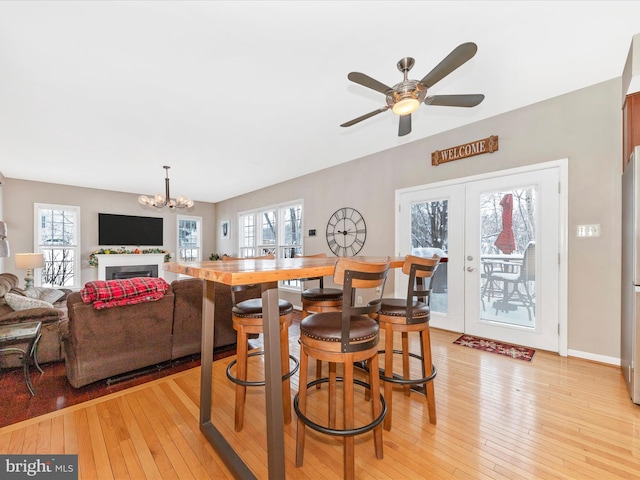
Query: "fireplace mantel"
95 254 166 281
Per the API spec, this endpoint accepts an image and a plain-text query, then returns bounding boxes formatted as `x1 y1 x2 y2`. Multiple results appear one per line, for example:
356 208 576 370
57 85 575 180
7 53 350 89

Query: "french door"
396 163 563 352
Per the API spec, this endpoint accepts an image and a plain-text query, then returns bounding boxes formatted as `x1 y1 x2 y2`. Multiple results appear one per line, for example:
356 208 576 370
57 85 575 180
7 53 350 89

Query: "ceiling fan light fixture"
392 97 420 115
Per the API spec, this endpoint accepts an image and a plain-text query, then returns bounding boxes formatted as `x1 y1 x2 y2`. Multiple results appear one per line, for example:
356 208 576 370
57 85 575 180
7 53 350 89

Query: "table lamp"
0 221 9 257
15 253 45 289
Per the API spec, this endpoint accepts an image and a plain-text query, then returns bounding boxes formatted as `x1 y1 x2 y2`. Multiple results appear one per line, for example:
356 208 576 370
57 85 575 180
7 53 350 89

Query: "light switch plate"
577 224 600 237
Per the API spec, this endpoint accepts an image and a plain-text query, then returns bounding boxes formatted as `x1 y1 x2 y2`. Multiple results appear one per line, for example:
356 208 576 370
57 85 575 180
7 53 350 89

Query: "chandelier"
138 166 194 209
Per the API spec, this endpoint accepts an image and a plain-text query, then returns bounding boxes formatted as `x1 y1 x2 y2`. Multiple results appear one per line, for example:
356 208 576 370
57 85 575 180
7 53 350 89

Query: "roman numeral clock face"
326 207 367 257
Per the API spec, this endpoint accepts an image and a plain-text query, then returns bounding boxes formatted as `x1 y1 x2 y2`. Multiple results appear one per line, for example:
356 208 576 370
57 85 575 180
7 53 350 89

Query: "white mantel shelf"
95 254 167 281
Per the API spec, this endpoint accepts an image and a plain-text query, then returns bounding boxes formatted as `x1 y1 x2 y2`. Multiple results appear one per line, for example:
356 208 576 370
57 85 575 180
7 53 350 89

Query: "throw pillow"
25 287 65 304
4 292 54 311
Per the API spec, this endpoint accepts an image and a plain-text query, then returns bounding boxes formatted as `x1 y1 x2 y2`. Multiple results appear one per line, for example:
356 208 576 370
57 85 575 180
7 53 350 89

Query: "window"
280 204 303 259
177 215 202 262
238 201 303 288
35 204 81 288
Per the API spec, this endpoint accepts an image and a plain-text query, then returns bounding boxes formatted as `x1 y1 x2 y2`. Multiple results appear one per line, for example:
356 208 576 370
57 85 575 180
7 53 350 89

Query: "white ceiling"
1 1 640 203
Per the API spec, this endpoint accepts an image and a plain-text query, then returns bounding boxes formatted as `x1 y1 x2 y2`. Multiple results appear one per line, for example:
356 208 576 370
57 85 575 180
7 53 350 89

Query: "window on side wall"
177 215 202 262
35 203 81 289
238 201 303 289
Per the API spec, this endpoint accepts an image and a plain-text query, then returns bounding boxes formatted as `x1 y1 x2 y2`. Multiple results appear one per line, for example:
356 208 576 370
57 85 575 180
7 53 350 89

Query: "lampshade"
0 221 8 257
0 240 9 257
15 253 45 269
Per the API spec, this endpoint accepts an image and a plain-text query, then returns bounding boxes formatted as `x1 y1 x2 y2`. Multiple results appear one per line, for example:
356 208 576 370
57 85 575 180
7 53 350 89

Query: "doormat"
453 334 535 361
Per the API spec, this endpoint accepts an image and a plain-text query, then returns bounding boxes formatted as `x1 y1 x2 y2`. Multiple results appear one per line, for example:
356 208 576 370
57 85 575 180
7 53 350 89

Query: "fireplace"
105 264 159 280
95 253 167 281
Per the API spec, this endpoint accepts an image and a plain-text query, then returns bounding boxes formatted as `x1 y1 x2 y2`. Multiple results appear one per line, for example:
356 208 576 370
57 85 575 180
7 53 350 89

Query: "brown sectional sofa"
62 278 258 388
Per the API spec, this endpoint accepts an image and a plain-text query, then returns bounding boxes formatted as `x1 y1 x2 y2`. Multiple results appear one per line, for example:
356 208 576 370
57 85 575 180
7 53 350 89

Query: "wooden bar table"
164 256 404 479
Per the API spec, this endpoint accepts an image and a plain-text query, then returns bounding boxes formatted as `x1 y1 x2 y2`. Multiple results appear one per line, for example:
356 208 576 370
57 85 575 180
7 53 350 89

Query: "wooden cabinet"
624 92 640 169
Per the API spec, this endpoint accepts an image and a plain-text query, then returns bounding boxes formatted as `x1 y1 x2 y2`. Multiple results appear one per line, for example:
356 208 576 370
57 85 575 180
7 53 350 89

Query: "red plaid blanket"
81 277 169 310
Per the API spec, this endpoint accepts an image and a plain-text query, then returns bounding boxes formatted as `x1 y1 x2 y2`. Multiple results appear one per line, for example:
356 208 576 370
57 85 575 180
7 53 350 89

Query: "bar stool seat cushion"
301 312 378 344
232 299 293 318
301 287 343 302
379 298 430 322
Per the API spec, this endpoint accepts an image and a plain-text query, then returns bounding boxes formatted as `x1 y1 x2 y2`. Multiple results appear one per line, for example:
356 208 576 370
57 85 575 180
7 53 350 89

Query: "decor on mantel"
0 221 9 257
15 253 45 289
88 248 171 267
137 165 195 209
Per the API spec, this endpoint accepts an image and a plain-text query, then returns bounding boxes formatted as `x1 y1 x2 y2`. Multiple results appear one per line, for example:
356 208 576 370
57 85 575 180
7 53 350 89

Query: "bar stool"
223 254 299 432
295 258 390 480
295 253 343 385
377 254 440 430
296 253 343 318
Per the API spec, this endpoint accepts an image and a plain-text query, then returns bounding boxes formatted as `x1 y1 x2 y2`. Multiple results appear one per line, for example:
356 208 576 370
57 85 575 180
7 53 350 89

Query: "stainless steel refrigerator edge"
621 146 640 403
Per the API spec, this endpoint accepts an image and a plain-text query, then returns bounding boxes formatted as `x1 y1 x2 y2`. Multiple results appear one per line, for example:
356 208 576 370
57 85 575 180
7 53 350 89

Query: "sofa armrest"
0 307 64 325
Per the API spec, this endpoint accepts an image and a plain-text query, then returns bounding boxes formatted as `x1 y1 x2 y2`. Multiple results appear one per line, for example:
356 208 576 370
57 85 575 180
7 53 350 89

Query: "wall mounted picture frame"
221 220 230 239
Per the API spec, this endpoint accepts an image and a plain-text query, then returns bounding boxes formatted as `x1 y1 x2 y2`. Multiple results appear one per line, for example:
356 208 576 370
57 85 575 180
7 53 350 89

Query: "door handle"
466 266 477 272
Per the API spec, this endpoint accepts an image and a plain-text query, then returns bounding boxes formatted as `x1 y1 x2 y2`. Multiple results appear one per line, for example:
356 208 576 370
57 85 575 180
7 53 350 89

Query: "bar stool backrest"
333 258 391 353
402 254 441 324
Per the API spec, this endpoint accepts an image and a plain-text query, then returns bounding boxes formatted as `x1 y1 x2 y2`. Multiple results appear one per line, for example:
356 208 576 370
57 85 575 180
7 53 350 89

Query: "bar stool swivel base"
226 351 300 387
377 349 437 393
293 377 387 436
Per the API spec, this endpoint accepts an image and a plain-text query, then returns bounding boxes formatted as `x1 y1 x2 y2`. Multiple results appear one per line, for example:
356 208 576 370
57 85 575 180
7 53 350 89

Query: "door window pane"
410 200 448 314
479 188 536 326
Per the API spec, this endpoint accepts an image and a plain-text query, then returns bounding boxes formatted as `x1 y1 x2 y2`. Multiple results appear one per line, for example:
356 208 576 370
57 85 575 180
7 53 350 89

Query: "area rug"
453 334 535 361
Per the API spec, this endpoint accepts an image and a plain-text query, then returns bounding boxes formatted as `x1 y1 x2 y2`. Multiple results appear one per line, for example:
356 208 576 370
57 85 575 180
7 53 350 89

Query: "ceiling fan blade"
419 42 478 88
398 114 411 137
424 94 485 107
340 106 390 127
348 72 392 94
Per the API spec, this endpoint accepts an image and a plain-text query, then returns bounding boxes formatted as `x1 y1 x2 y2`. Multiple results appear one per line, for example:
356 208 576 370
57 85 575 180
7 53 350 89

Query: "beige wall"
2 181 216 285
216 78 623 361
0 78 624 361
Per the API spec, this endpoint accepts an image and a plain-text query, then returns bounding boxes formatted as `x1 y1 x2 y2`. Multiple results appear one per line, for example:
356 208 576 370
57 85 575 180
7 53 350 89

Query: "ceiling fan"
340 42 485 137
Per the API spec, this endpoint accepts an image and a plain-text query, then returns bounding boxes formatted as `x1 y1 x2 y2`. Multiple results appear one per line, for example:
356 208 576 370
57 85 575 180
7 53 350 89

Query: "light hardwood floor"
1 326 639 479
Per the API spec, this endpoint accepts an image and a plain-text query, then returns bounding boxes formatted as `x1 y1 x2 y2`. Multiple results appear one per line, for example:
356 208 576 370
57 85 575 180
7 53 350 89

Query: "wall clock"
326 207 367 257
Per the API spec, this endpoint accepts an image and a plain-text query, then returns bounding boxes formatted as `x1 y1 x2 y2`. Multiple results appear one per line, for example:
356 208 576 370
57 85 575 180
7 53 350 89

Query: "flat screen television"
98 213 163 246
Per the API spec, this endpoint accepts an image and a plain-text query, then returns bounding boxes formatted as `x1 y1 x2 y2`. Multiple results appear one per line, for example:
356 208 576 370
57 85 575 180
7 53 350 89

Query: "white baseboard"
567 349 620 366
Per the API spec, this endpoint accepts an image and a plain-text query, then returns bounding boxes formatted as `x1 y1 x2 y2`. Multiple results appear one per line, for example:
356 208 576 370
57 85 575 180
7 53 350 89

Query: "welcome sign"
431 135 499 166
